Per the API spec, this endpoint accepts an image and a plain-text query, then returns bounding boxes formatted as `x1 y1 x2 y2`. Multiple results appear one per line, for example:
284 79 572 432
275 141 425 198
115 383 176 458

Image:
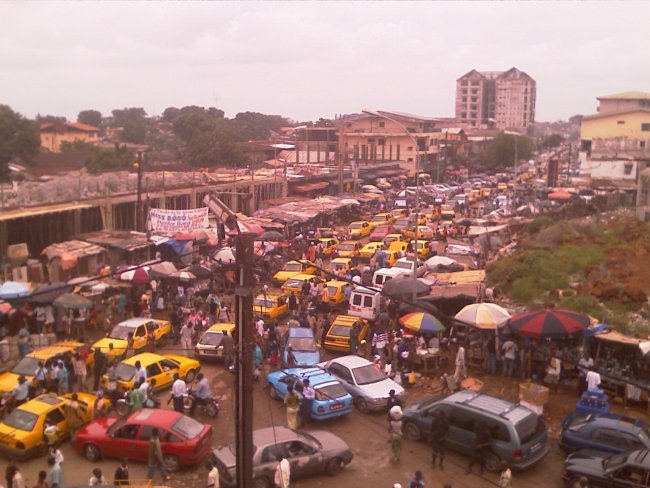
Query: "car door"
328 363 358 398
283 440 321 477
418 404 451 439
447 406 477 452
147 321 160 341
157 359 178 388
146 361 165 390
133 325 147 350
46 407 68 442
259 443 288 481
106 423 142 460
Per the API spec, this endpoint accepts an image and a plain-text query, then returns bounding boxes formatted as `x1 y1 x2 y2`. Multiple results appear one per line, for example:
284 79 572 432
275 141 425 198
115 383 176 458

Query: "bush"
527 216 554 234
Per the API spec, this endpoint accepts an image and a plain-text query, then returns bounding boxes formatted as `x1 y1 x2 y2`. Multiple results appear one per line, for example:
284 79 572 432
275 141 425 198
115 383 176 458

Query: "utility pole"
234 231 254 488
135 150 144 231
337 114 345 194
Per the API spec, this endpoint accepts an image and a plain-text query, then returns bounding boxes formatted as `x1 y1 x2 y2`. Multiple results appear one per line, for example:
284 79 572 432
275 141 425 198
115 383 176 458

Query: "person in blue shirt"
189 373 212 417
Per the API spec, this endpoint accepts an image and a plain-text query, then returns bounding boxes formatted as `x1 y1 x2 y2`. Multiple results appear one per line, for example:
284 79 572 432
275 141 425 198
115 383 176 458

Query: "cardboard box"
519 382 549 405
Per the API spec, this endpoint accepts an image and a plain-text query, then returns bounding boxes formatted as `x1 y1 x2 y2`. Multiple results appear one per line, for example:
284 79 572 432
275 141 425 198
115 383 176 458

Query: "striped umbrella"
0 281 31 300
53 293 92 310
119 266 151 285
507 308 589 339
455 303 511 330
399 312 445 334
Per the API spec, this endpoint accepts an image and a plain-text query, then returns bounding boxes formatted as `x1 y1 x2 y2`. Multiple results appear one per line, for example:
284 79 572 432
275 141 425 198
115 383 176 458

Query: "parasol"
213 247 236 264
29 282 72 305
183 264 213 279
53 293 92 309
256 231 285 242
381 278 431 298
119 266 151 285
0 281 31 300
507 308 590 339
455 303 511 330
167 271 197 282
149 262 178 279
399 312 445 334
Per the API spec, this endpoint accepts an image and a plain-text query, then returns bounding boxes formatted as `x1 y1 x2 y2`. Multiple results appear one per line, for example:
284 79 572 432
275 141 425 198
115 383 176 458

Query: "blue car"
282 326 320 367
267 367 354 420
560 412 650 454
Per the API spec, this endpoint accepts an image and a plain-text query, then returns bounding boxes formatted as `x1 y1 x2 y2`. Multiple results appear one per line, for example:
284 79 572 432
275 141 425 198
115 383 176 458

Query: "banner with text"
149 207 209 233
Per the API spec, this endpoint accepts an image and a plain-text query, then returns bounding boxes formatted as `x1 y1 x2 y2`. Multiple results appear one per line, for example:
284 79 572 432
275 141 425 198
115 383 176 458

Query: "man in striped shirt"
372 328 389 365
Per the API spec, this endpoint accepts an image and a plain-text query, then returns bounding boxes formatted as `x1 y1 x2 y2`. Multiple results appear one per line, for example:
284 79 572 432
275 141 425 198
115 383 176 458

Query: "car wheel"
354 398 368 413
157 334 168 348
115 400 130 416
484 450 501 473
253 476 272 488
163 454 180 473
185 369 197 383
402 422 421 441
84 444 102 462
268 385 279 400
205 401 219 418
325 457 344 476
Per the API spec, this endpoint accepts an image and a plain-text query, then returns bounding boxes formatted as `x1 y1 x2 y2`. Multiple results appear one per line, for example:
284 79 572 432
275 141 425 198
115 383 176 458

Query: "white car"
392 257 427 278
320 355 404 413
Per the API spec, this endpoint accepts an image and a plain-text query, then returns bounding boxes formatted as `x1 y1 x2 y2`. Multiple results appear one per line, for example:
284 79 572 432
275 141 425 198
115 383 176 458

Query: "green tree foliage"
542 133 564 149
77 109 102 128
111 108 149 144
231 112 287 140
481 133 533 171
84 143 134 174
36 114 67 123
0 105 40 181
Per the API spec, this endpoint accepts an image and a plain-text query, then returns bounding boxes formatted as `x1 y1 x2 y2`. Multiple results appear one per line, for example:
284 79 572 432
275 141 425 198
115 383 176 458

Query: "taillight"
562 469 568 477
317 406 325 413
513 448 522 459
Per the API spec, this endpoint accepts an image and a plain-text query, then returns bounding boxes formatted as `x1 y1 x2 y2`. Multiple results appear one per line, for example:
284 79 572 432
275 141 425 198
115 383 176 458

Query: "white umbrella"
168 271 197 282
425 256 457 270
455 303 511 330
213 247 236 264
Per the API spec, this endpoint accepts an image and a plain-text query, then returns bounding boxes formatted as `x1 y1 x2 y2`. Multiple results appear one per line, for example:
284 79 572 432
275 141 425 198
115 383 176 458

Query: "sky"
1 1 649 124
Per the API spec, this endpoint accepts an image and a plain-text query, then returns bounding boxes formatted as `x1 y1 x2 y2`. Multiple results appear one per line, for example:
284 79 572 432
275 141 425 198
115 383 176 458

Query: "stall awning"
293 182 329 193
594 330 649 346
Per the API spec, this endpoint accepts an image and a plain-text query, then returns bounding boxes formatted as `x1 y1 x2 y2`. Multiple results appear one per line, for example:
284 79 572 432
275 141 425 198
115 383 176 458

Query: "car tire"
163 454 180 473
157 334 168 348
185 369 197 383
84 444 102 462
484 450 501 473
205 401 219 418
253 476 272 488
402 422 421 441
354 398 368 413
268 385 279 400
115 401 130 417
325 457 344 476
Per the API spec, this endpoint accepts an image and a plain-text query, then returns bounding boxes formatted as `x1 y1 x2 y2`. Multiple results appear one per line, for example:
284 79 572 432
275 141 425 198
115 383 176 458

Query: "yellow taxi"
348 221 371 239
107 352 200 394
439 205 455 222
317 238 339 257
369 212 394 230
323 315 369 352
389 208 409 219
384 249 401 266
471 188 482 201
383 233 406 247
497 182 508 192
337 240 362 258
0 342 92 395
195 323 236 360
359 241 385 259
321 280 350 307
0 392 97 459
92 318 172 361
272 260 317 284
281 274 325 295
329 258 353 278
407 239 432 259
482 188 492 199
402 225 435 240
252 293 289 322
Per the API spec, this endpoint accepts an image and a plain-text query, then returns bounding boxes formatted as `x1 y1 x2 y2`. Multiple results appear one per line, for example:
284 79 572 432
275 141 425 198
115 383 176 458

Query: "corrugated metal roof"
597 91 650 100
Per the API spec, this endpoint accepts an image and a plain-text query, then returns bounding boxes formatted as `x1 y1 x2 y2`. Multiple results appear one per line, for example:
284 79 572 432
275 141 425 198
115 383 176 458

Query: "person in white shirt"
586 370 601 391
255 319 265 338
274 456 290 488
205 460 219 488
577 351 594 396
501 340 518 377
454 346 467 383
133 361 147 384
169 374 187 413
544 356 562 393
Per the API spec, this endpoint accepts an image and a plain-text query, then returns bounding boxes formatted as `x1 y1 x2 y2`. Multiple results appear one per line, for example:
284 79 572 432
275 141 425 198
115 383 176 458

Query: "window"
407 158 413 162
462 97 467 103
138 424 156 440
46 408 66 425
330 363 353 383
115 424 139 439
285 441 315 457
617 120 626 125
147 321 159 332
147 363 162 377
352 294 362 306
262 444 287 464
159 359 178 372
624 162 634 175
379 122 385 128
135 326 146 337
162 429 183 443
363 296 373 307
407 146 413 151
461 113 467 119
642 123 650 131
592 428 622 446
620 432 645 451
641 141 646 149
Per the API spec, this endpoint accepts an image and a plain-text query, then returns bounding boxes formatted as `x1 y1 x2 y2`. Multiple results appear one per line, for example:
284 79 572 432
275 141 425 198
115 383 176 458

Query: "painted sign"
149 207 209 233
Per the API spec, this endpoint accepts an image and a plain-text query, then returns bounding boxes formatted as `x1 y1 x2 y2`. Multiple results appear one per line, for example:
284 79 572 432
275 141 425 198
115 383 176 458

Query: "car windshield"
339 243 356 251
114 363 135 381
333 263 347 270
328 325 351 337
109 325 133 340
375 226 390 233
349 223 364 229
200 332 224 346
315 383 348 400
515 414 546 444
288 337 317 352
384 236 398 244
297 431 322 450
371 215 386 222
604 451 628 470
11 357 40 376
3 408 38 431
254 298 275 308
283 279 303 289
352 364 386 385
171 415 204 440
326 286 339 296
283 263 303 272
394 261 413 270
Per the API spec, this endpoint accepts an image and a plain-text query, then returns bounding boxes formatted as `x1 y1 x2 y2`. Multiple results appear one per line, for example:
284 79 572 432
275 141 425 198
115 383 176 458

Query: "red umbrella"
507 308 589 339
548 189 572 200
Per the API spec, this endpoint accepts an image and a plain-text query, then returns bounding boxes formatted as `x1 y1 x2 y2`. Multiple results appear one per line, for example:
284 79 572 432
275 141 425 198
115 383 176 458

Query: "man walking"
284 384 301 429
467 420 492 475
221 330 234 370
300 378 315 425
93 347 107 391
454 345 467 383
147 428 169 482
169 374 187 413
179 321 194 355
430 410 449 469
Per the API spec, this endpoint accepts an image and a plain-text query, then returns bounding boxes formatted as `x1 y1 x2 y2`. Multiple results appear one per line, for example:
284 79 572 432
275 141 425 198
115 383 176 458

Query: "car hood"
564 449 607 476
0 372 20 394
76 416 119 440
291 351 321 367
309 430 351 453
212 444 237 470
358 378 404 399
93 337 127 352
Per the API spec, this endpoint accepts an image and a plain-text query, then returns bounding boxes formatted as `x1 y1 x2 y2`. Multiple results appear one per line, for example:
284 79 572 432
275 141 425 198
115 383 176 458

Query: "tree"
0 105 40 181
36 114 67 124
84 144 134 174
77 109 102 128
542 133 564 149
481 133 533 171
111 108 149 144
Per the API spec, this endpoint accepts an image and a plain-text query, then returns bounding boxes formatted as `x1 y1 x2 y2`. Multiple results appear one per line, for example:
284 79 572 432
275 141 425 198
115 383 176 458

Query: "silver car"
212 426 353 488
321 355 404 413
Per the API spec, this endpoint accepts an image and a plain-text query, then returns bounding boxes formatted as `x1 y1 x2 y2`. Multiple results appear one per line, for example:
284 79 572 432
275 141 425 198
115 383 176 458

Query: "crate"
519 382 549 405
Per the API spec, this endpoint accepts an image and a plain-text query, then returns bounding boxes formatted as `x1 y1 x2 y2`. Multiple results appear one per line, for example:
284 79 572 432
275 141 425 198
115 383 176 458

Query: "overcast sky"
1 1 648 124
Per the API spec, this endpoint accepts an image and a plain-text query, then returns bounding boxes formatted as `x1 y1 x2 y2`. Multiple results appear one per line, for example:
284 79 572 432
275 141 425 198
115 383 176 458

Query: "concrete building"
40 121 100 152
455 67 536 131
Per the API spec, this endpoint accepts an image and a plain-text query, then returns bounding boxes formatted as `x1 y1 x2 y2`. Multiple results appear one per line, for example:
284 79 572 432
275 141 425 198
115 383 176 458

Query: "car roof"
351 286 379 295
284 274 317 281
332 315 364 326
275 367 335 386
115 318 155 328
29 342 85 360
206 323 235 333
582 413 645 431
253 426 298 445
122 352 166 366
325 280 348 287
332 257 352 263
15 394 66 414
331 355 372 368
128 408 180 426
288 328 314 338
445 390 535 424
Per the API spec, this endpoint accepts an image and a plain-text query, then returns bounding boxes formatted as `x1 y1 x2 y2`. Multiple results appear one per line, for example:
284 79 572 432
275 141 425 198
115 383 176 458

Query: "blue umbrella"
0 281 30 300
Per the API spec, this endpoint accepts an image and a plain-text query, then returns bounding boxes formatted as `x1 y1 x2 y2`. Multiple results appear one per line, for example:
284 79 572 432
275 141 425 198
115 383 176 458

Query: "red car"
370 224 395 242
73 408 212 472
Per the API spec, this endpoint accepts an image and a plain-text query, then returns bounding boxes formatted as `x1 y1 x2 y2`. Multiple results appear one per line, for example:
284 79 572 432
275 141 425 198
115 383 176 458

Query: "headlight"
370 397 384 404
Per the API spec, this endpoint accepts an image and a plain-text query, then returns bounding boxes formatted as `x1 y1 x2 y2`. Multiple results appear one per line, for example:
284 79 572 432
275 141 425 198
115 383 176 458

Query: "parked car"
369 212 395 230
359 241 385 260
348 221 371 239
272 260 317 284
73 408 213 472
321 280 350 308
562 448 650 487
194 323 236 361
392 257 427 278
320 355 404 413
92 318 172 360
402 225 434 240
281 274 325 295
370 224 395 242
336 241 363 258
401 391 549 472
0 393 97 460
282 326 320 367
212 426 353 488
267 368 353 420
253 293 289 322
322 315 369 352
560 413 650 454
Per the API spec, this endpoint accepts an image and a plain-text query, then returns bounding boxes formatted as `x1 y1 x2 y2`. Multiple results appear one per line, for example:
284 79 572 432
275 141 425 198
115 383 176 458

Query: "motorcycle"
183 387 220 418
0 393 14 419
115 390 160 416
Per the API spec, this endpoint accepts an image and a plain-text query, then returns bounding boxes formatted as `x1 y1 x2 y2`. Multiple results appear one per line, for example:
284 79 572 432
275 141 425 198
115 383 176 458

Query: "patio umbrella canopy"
455 303 511 330
183 264 213 279
425 256 457 270
0 301 11 317
213 247 236 264
54 293 92 309
400 312 445 334
256 231 285 242
29 282 72 305
507 308 590 339
381 278 431 298
149 262 178 279
119 266 151 285
0 281 31 300
167 270 197 282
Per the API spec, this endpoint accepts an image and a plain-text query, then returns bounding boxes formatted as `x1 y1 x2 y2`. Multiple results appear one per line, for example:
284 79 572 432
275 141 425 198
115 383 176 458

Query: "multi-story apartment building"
40 121 100 153
455 67 536 132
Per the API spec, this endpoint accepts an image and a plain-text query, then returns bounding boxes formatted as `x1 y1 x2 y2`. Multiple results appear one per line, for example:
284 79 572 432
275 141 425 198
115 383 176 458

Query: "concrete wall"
581 111 650 140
